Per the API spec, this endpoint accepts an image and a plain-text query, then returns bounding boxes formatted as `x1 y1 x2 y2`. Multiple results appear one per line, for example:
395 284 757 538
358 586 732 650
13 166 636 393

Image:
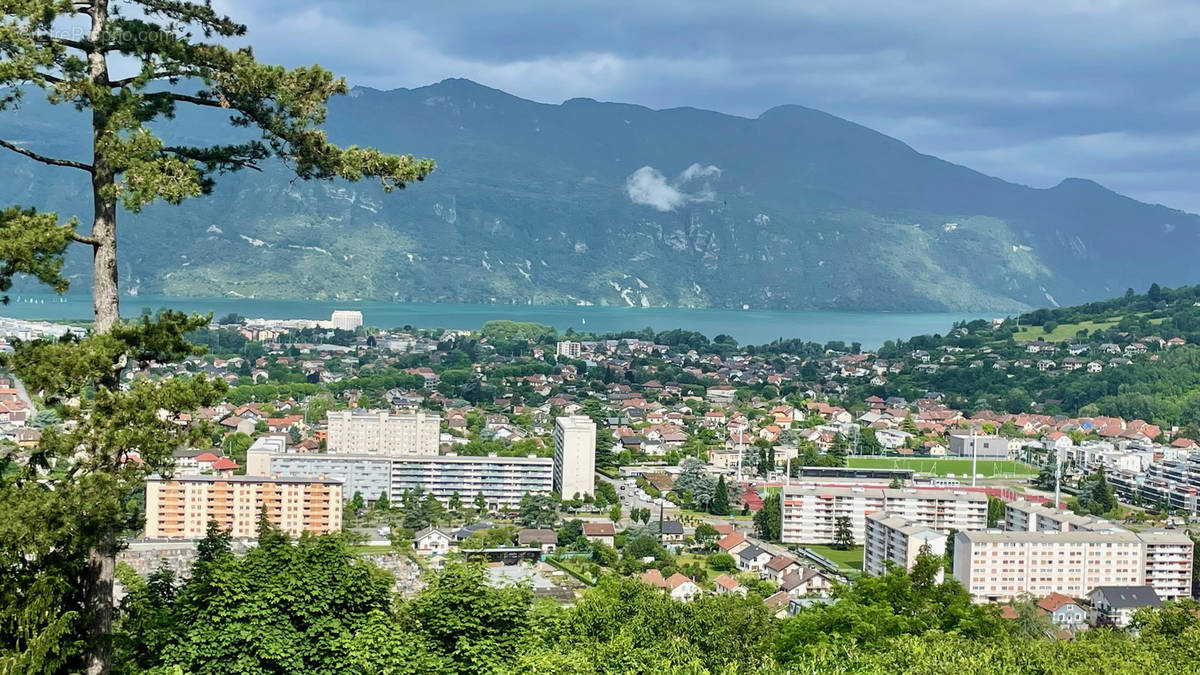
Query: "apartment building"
1005 498 1110 532
780 486 987 544
952 501 1194 602
260 453 393 503
392 454 553 509
1108 454 1200 516
256 451 554 509
554 416 596 499
953 529 1145 602
326 410 440 456
330 310 363 332
863 512 946 582
144 475 342 539
556 340 582 358
1134 530 1194 601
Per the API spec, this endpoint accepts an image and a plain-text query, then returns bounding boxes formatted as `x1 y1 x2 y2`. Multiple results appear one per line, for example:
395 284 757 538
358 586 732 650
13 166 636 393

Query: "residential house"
640 568 667 589
660 520 685 544
1037 592 1088 631
779 567 840 598
665 572 701 602
717 532 750 556
763 590 791 618
713 573 747 597
582 522 616 548
517 528 558 554
1088 586 1162 629
414 527 453 555
737 544 774 573
764 554 804 582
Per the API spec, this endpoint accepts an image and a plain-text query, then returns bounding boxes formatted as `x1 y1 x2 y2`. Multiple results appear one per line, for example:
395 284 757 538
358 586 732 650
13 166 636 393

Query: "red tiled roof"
714 573 741 591
640 569 667 588
717 532 747 551
665 572 693 590
583 522 615 536
194 452 219 462
211 458 239 470
1037 592 1079 614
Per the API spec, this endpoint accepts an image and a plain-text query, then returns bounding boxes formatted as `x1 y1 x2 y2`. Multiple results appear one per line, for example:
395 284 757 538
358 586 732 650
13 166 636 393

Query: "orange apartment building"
145 474 343 538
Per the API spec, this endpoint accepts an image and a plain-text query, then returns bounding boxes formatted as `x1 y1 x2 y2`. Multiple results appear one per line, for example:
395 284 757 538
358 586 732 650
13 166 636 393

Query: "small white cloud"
679 163 722 182
625 163 722 211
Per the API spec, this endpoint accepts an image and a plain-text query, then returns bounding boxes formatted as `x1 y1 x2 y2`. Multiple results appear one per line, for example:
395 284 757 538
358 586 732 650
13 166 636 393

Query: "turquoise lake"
2 293 998 348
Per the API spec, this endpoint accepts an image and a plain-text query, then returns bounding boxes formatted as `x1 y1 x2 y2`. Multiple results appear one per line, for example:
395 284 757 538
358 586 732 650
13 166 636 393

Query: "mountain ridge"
1 78 1196 311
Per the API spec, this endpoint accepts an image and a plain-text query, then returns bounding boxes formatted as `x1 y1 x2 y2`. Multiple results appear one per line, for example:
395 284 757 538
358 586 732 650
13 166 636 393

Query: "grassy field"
847 456 1036 477
801 544 863 570
1013 315 1163 342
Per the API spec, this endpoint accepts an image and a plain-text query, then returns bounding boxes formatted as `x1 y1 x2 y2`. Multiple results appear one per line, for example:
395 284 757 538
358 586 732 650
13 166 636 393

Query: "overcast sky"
212 0 1200 213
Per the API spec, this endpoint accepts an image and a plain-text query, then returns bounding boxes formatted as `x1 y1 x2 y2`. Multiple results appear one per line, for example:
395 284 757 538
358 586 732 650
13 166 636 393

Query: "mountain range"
2 77 1197 312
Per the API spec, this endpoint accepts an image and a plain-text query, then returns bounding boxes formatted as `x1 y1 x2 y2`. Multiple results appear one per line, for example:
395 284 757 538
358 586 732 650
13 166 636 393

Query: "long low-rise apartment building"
145 474 342 539
251 450 553 510
863 512 946 582
391 454 553 509
780 486 988 544
952 500 1194 602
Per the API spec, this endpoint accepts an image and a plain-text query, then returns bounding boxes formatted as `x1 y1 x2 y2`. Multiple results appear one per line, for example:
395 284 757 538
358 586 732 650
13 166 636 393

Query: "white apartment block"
1005 498 1110 533
952 501 1194 602
326 410 440 456
1138 531 1195 600
864 512 946 582
556 340 582 358
258 451 553 510
330 310 363 332
145 475 342 539
954 530 1145 602
392 454 554 510
554 415 596 499
780 486 988 545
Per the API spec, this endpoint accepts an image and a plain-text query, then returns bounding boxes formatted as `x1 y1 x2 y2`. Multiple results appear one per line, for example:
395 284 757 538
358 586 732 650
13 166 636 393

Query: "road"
596 471 753 534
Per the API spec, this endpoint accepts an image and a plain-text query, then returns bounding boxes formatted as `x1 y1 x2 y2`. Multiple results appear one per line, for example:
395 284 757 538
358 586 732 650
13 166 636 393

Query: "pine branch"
0 139 93 172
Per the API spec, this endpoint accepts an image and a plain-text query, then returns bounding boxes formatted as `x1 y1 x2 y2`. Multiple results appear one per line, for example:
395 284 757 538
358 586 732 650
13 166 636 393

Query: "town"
6 291 1198 637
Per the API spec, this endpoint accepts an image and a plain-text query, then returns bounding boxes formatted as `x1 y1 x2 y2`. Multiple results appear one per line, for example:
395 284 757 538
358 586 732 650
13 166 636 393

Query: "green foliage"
479 321 557 346
95 537 1200 673
403 563 532 674
0 312 225 671
833 516 855 550
708 553 737 572
754 492 781 541
518 493 558 529
987 495 1005 528
0 206 74 304
709 475 730 516
115 532 398 674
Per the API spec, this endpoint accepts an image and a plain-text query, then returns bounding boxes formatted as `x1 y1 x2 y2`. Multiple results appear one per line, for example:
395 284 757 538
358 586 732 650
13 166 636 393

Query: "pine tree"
710 476 731 516
833 516 855 550
0 3 433 670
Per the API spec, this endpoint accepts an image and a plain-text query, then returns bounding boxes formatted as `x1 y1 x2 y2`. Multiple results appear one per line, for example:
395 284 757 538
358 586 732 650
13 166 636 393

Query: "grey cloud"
213 0 1200 212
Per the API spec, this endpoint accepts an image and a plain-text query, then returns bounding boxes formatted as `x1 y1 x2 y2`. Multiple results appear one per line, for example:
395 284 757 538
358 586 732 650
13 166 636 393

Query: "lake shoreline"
2 293 1002 348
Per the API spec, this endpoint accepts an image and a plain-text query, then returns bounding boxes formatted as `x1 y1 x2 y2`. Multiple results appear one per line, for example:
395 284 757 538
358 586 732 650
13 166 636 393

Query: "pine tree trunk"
90 173 119 335
85 3 118 673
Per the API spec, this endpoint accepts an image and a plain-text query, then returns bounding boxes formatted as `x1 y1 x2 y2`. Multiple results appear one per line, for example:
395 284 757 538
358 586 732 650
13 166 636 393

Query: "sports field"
847 456 1036 477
